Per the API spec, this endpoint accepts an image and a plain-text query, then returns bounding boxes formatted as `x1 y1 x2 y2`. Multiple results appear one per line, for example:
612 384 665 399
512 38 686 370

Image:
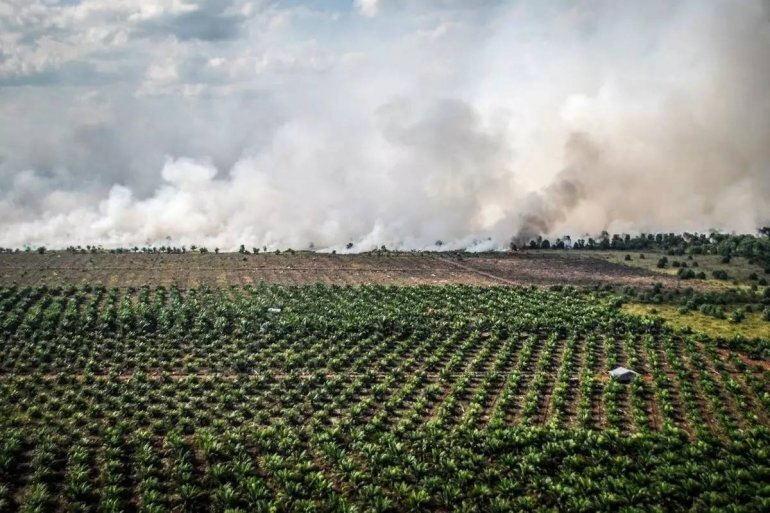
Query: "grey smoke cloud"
0 0 768 250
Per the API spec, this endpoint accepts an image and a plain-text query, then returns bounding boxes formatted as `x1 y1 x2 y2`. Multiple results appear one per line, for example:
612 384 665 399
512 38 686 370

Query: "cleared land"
579 250 768 288
0 251 690 288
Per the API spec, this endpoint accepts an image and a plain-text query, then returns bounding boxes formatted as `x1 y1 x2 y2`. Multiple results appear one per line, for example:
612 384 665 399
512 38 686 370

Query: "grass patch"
581 251 769 288
623 302 770 340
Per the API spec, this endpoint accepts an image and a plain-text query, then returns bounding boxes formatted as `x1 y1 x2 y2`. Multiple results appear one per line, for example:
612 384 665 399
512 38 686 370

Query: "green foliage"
0 284 768 511
712 270 729 280
729 308 746 324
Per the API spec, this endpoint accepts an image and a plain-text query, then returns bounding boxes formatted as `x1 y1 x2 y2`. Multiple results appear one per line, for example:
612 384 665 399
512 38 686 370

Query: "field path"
436 256 521 286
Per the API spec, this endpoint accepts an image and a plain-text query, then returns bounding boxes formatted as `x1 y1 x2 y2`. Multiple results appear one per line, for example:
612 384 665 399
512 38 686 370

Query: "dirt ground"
0 250 694 289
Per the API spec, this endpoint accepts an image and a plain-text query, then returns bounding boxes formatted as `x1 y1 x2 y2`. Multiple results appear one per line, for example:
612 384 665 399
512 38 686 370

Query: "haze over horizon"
1 0 769 251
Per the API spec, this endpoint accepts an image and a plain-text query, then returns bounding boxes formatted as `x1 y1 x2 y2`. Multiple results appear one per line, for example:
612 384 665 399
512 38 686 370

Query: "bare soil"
0 251 690 288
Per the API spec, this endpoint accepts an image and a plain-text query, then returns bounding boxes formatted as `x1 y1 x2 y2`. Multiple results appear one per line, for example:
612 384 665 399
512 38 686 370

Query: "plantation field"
0 251 686 289
1 284 769 512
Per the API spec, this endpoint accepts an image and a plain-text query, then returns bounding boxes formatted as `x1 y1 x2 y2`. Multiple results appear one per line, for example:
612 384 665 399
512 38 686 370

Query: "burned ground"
0 251 689 289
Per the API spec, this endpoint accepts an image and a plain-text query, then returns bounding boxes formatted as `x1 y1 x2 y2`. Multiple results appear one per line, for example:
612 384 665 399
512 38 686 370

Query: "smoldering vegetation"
0 0 768 251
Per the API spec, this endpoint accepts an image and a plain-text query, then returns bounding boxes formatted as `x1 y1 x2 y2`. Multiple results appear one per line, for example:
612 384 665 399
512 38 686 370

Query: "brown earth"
0 251 690 288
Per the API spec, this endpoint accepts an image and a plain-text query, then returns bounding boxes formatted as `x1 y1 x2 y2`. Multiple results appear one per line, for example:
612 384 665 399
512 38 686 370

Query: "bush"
677 268 696 280
748 272 758 280
721 255 732 264
696 272 706 279
692 261 699 267
764 308 770 322
759 278 768 286
699 304 726 319
657 257 668 269
672 261 680 268
712 270 729 280
639 254 645 259
624 254 631 261
729 308 746 324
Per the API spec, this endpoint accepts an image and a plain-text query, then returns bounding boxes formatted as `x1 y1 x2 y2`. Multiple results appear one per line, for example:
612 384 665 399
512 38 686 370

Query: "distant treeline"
2 228 769 263
517 229 770 265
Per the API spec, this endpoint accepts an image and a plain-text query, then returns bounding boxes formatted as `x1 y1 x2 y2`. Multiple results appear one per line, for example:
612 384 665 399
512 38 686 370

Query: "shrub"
672 261 680 268
639 254 645 259
759 278 768 286
657 257 668 269
748 272 758 280
712 270 729 280
699 304 726 319
729 308 746 324
624 254 631 261
696 272 706 279
721 255 732 264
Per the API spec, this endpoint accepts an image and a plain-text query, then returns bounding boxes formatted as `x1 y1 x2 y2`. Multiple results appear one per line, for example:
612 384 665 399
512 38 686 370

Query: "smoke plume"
0 0 768 251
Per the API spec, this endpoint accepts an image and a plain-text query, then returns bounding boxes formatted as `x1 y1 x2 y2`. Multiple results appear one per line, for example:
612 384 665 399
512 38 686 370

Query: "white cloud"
356 0 379 17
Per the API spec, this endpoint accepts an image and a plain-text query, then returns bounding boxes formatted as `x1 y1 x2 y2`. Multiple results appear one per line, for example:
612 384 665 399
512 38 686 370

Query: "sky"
0 0 769 250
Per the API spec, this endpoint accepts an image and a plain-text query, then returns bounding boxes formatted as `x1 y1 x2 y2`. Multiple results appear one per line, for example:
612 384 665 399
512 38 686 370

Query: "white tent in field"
609 367 639 383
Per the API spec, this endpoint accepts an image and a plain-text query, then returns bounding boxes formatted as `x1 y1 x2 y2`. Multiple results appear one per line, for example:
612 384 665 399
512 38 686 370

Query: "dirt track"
0 251 690 289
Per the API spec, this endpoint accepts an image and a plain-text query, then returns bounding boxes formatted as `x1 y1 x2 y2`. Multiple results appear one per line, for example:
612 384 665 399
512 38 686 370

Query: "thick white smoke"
0 0 769 250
